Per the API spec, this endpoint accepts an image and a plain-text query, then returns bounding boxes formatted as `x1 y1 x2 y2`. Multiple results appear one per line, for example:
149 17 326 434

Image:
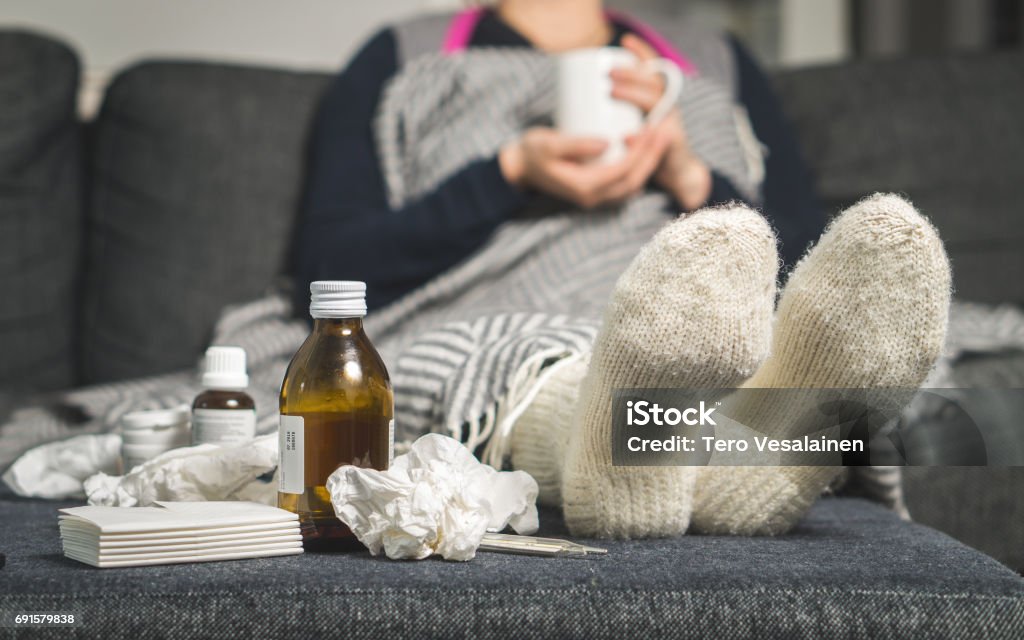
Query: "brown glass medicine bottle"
278 281 393 550
192 346 256 446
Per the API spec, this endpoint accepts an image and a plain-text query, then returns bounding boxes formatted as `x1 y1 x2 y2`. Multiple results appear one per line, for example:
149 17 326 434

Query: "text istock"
610 388 1023 467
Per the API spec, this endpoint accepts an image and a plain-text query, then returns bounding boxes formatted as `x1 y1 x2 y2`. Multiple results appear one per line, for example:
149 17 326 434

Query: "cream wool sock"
691 194 951 536
560 206 778 539
509 354 589 507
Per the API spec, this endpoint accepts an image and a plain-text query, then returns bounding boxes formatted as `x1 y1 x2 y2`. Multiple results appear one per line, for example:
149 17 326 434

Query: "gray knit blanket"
4 50 1017 509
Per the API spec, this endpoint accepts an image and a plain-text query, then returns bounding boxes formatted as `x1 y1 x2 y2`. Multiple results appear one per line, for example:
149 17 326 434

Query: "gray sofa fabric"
1 497 1022 639
80 62 329 383
773 49 1024 305
0 31 81 391
904 467 1024 574
898 346 1024 570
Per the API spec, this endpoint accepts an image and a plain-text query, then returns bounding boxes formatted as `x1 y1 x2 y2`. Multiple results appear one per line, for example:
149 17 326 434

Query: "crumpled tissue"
326 433 539 562
83 434 278 507
2 434 122 499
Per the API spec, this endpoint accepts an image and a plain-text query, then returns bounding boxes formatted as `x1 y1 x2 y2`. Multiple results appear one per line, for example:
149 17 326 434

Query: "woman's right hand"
499 127 670 209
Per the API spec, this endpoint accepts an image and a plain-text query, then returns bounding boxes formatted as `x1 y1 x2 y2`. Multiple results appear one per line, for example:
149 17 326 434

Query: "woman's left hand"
611 34 712 211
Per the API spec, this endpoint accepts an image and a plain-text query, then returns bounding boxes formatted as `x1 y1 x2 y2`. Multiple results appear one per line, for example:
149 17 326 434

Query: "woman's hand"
499 126 671 209
611 34 712 211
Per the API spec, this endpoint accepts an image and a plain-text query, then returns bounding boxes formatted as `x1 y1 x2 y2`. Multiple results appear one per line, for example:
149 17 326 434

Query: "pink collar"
441 7 698 76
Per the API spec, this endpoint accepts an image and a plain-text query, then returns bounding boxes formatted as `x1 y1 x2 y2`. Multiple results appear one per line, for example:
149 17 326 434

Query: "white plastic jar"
120 405 191 473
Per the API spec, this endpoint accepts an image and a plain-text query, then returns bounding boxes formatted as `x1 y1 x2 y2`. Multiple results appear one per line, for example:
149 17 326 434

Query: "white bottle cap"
310 280 367 318
201 346 249 389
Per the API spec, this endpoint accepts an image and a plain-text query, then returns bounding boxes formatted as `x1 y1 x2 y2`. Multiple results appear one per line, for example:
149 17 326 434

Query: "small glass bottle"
278 281 393 550
192 346 256 446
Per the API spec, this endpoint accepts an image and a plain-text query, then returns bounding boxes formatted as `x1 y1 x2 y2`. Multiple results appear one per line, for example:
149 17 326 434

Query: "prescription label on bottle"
279 415 304 494
388 418 395 466
192 409 255 446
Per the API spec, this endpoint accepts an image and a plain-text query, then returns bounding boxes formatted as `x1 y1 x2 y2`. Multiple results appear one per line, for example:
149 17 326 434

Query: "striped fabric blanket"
4 288 1022 501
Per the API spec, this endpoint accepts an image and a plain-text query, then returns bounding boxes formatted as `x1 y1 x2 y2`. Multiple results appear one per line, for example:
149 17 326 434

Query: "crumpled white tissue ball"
83 434 278 507
2 434 122 499
326 433 539 561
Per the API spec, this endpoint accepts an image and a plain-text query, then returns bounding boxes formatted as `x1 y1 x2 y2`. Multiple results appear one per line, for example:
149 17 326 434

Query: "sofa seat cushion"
1 497 1021 638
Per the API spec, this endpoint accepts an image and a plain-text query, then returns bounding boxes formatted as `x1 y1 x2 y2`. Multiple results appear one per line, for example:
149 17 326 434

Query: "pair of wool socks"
511 193 951 538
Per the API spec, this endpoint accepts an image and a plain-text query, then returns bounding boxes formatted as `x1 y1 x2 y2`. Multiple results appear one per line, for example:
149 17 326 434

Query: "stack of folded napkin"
59 501 303 568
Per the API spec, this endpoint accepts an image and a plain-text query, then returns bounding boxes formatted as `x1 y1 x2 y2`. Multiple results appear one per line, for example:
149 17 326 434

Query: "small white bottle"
191 346 256 446
120 405 191 472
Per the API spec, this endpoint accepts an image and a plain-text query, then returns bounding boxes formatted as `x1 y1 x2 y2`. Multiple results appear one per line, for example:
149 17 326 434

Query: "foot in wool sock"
691 194 951 535
561 205 778 538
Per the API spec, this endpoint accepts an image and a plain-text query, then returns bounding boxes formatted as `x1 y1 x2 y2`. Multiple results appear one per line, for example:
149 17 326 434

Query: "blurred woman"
291 1 948 540
292 0 824 312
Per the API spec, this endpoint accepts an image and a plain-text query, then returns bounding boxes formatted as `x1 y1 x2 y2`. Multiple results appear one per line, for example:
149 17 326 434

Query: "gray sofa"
1 29 1022 638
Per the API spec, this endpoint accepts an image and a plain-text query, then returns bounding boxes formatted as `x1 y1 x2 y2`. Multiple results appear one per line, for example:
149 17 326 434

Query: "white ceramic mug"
555 46 683 163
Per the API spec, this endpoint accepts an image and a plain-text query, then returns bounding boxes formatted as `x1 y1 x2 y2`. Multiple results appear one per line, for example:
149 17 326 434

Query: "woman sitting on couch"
293 0 825 312
291 0 950 539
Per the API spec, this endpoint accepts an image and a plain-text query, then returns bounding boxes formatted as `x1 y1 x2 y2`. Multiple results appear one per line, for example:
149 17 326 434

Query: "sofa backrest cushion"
773 50 1024 304
81 62 329 384
0 30 81 391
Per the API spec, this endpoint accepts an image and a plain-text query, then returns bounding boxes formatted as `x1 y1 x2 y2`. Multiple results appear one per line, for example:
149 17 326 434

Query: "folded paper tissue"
327 433 539 561
60 501 302 568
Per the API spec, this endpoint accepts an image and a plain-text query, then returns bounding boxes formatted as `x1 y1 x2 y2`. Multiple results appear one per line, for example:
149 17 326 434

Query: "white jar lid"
310 280 367 318
121 405 191 431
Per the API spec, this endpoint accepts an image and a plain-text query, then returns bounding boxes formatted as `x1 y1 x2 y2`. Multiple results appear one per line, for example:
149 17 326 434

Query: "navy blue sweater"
293 12 824 313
